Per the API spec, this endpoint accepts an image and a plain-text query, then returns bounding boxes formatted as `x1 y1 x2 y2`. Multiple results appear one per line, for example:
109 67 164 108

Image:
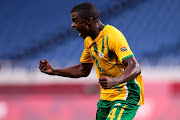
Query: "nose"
71 22 75 28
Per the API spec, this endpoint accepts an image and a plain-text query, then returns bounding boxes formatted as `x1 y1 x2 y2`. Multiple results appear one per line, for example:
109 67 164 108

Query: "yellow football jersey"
80 25 144 105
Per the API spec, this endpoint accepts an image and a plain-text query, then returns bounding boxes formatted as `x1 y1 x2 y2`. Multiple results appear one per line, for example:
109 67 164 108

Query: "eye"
72 19 77 24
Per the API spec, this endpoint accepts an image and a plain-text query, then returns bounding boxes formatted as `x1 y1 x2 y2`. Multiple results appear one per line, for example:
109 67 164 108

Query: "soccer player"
39 2 144 120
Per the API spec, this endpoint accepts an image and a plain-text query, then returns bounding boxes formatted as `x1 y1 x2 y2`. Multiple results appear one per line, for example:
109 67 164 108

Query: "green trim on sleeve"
122 54 134 61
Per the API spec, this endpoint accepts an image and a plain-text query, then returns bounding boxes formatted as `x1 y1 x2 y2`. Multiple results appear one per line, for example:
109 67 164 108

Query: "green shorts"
96 99 140 120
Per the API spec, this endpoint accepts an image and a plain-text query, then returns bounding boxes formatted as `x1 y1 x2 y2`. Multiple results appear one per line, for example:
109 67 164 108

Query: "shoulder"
104 25 122 34
104 25 129 50
104 25 126 41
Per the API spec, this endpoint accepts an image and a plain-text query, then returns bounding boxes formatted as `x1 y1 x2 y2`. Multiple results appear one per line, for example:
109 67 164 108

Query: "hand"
98 77 118 89
39 59 53 74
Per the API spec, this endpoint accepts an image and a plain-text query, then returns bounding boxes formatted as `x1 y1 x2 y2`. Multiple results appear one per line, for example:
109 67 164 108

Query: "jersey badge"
99 52 104 58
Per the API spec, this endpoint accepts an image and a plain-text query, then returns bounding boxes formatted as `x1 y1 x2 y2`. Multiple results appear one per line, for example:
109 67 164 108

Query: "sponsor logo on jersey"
121 46 127 52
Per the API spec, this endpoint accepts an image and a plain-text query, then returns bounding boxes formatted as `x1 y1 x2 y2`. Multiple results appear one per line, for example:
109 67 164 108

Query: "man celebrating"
39 2 144 120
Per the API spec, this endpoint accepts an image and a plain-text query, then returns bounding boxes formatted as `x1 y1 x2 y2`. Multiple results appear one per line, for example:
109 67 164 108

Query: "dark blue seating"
0 0 180 68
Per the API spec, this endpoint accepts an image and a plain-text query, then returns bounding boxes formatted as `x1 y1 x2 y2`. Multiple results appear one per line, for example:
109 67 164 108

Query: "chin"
80 35 87 39
82 36 86 39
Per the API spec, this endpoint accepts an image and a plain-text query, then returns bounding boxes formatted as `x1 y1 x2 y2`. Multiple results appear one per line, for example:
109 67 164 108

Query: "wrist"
51 69 56 75
112 77 122 85
51 68 62 76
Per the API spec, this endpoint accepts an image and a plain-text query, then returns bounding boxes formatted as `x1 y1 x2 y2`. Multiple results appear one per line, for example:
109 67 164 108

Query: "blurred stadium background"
0 0 180 119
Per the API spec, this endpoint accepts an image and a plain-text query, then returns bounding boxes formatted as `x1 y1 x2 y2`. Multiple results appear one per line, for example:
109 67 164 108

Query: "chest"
89 36 116 62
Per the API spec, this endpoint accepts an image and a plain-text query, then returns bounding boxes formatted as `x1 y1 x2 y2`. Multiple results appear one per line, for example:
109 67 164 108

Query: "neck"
90 20 104 40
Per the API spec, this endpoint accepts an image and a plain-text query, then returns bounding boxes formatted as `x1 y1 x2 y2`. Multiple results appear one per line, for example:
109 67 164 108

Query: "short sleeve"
80 38 93 63
108 32 134 63
80 48 93 63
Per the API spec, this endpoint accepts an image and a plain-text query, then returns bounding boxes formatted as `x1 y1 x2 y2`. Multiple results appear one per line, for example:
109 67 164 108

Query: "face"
71 12 89 39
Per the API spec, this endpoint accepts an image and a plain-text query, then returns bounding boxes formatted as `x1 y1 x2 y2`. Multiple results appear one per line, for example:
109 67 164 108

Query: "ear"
87 17 93 25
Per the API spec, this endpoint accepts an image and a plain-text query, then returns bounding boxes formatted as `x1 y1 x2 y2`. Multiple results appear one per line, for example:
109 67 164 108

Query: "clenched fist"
98 77 118 89
39 59 53 75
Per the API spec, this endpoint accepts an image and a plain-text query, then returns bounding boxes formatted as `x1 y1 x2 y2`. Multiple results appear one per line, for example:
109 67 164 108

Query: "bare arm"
39 59 93 78
113 56 141 83
99 56 141 89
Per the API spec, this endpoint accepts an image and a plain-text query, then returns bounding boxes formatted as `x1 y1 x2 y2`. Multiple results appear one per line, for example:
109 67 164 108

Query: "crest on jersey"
99 52 104 58
121 46 127 52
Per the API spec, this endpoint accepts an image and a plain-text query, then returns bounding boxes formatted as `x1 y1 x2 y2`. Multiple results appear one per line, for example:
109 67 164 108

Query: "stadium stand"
0 0 180 68
0 0 180 69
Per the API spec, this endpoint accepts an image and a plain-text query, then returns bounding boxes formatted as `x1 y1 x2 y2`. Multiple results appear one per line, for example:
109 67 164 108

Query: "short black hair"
71 2 99 22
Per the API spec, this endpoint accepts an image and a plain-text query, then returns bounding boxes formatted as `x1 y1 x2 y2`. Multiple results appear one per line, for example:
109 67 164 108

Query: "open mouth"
74 29 82 37
78 30 86 39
